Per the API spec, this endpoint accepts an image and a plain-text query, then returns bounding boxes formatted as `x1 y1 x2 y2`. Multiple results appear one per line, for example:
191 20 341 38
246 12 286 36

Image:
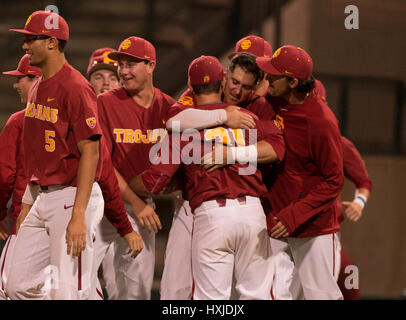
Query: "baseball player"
256 45 344 300
96 36 174 300
161 41 275 299
0 54 41 300
87 47 120 299
87 47 120 95
6 10 106 300
129 55 285 299
228 35 273 97
269 80 372 300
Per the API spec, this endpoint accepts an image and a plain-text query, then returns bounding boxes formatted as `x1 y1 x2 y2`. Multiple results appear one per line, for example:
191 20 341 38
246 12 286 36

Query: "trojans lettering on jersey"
25 102 58 123
113 128 167 144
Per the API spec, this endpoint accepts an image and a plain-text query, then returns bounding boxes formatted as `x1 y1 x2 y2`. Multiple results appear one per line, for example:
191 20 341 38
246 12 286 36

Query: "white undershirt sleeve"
166 109 227 132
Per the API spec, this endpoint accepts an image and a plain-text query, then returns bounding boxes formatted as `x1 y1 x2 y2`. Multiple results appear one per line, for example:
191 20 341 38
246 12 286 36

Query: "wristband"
353 194 367 209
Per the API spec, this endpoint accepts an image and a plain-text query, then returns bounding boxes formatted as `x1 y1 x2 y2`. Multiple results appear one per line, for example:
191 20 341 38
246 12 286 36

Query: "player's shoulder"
305 96 338 126
62 64 95 94
98 86 127 102
5 109 25 127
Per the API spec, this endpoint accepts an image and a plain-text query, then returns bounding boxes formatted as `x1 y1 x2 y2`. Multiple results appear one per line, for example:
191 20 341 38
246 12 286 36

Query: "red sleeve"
141 134 182 194
0 113 21 220
256 120 285 161
68 84 102 143
97 96 113 155
341 136 372 191
277 118 344 234
98 141 133 237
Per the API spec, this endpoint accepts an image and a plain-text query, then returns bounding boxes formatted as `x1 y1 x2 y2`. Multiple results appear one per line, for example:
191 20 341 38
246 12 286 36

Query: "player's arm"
114 168 161 234
15 184 39 234
0 114 20 225
66 137 100 257
98 153 143 258
341 136 372 222
271 119 344 237
166 105 256 131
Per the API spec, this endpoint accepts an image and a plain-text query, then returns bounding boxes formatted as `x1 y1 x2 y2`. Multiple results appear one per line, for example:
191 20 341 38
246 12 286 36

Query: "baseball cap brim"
2 70 26 76
256 57 284 76
108 51 147 62
88 63 118 77
9 28 39 36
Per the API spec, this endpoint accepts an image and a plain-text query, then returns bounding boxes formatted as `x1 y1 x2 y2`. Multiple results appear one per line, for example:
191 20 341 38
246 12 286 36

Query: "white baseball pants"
270 233 342 300
92 200 155 300
192 196 274 300
6 183 104 300
160 197 193 300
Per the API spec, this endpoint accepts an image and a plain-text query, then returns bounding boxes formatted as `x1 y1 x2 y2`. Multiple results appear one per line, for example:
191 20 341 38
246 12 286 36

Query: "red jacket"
265 96 344 238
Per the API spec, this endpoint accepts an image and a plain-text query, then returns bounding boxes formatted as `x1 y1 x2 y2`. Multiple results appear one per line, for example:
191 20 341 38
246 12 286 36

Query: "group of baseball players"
0 10 371 300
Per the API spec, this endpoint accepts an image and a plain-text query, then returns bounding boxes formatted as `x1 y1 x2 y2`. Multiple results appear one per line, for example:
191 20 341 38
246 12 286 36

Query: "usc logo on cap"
272 48 281 58
121 40 132 50
241 39 252 50
86 117 97 129
203 75 210 83
25 15 32 27
102 51 115 64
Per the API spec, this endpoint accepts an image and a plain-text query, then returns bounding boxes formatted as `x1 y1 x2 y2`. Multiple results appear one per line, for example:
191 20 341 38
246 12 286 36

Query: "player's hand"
0 217 8 240
225 106 257 129
270 217 290 238
342 201 363 222
134 203 162 234
123 231 144 258
201 144 230 172
66 217 87 257
16 202 32 235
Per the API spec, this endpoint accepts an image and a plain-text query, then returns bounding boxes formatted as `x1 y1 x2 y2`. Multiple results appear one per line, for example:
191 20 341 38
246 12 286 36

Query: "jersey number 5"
45 130 55 152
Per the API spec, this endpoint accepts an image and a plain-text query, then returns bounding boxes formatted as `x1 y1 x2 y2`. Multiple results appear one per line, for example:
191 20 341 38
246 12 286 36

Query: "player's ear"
146 61 156 74
288 77 299 89
47 37 58 51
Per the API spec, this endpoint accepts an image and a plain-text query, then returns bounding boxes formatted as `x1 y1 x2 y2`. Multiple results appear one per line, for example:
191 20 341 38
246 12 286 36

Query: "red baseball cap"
256 45 313 80
228 35 272 59
188 56 224 86
108 36 156 62
9 10 69 41
2 54 41 77
87 47 119 77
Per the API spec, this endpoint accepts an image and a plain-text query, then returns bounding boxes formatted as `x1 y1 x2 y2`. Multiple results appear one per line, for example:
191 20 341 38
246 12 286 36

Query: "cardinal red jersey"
265 95 344 238
24 62 102 186
0 110 28 234
142 102 285 211
97 87 175 182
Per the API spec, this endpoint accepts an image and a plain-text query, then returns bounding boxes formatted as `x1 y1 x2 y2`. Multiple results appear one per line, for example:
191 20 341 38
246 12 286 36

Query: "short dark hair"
192 80 222 95
228 52 264 84
286 75 315 94
58 39 67 52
